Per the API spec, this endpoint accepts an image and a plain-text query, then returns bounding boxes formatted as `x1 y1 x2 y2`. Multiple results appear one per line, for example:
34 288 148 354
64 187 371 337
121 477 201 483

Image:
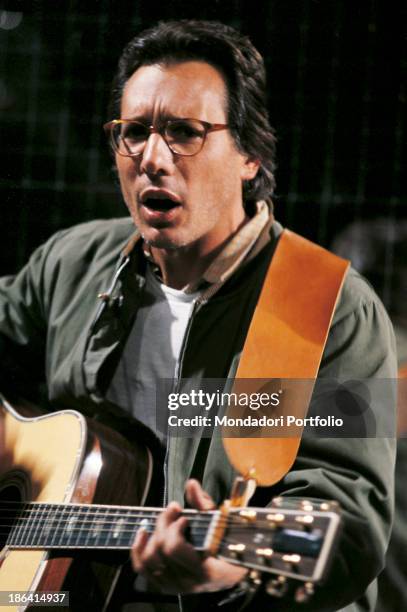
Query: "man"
0 20 397 611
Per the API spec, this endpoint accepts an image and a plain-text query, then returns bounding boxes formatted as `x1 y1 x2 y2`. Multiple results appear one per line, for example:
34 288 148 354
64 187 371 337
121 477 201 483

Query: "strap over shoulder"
223 229 350 485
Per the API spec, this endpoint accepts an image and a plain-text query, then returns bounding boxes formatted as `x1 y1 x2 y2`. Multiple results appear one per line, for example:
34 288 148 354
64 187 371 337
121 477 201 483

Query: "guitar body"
0 398 342 610
0 398 152 611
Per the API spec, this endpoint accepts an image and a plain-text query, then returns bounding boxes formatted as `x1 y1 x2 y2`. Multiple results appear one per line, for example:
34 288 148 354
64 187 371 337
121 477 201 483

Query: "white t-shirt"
106 265 200 438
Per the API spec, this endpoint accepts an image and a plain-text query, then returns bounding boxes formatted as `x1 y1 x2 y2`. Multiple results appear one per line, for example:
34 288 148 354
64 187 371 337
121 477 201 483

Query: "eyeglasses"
103 118 229 157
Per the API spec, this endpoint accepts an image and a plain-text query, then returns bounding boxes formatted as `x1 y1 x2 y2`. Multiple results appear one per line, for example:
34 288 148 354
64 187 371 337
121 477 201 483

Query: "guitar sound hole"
0 481 24 550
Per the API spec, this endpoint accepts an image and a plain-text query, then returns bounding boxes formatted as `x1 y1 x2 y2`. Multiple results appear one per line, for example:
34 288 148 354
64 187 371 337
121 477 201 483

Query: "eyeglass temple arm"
208 123 229 133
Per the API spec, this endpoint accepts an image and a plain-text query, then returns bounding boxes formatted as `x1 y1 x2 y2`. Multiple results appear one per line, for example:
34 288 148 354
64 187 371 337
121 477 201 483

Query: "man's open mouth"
142 198 180 212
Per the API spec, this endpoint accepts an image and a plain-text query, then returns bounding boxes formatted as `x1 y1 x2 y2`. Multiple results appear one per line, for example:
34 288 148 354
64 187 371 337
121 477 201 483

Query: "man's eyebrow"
121 112 149 121
122 111 191 122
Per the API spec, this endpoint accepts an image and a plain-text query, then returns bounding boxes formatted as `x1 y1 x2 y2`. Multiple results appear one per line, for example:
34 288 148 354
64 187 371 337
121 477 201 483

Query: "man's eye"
123 124 148 141
168 122 203 140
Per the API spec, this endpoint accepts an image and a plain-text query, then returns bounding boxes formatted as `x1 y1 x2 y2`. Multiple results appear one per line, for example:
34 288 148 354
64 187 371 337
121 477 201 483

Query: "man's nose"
139 132 174 176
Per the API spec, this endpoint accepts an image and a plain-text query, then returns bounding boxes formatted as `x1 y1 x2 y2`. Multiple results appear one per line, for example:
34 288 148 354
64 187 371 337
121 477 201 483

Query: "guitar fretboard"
4 503 216 551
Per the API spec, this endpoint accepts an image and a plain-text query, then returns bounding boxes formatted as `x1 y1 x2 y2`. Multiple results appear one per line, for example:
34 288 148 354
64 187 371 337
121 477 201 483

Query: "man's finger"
185 479 215 511
160 519 206 577
155 501 183 532
131 527 150 571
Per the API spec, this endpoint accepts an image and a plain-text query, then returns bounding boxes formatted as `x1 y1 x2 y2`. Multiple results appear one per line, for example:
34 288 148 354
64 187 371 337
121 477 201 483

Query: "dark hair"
109 20 276 203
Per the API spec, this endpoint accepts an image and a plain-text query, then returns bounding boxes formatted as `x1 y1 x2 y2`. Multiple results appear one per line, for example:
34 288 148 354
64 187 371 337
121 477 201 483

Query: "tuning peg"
255 547 274 565
247 570 262 586
295 514 314 526
282 553 302 573
282 553 301 566
239 509 257 521
227 543 246 559
300 501 314 512
265 512 285 523
266 576 287 598
295 582 314 603
319 500 339 511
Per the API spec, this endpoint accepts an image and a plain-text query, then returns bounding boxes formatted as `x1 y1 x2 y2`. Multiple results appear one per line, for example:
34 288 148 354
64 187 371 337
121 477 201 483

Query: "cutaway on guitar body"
0 396 153 611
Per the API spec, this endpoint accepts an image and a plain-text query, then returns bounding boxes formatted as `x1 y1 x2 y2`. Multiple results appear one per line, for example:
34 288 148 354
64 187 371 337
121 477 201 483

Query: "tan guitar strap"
223 229 350 486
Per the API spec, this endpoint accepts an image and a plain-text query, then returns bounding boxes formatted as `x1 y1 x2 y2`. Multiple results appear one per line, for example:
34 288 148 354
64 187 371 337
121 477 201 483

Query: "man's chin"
142 232 189 251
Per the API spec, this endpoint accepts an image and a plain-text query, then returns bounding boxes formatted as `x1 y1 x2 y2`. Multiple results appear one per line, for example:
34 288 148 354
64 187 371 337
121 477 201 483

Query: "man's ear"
241 157 260 181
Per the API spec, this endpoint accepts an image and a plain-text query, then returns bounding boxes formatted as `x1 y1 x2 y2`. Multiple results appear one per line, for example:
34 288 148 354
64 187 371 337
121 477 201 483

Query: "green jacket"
0 217 397 611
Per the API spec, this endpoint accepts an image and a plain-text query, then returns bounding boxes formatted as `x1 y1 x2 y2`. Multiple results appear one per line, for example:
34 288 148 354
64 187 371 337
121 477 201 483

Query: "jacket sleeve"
245 271 397 611
0 234 62 401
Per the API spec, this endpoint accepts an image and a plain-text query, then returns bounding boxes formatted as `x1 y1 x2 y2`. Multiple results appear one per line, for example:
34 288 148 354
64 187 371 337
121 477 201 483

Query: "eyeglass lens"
113 119 206 156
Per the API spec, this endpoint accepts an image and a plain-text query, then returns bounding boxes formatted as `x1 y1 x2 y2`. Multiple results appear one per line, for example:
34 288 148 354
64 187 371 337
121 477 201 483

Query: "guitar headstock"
216 498 341 601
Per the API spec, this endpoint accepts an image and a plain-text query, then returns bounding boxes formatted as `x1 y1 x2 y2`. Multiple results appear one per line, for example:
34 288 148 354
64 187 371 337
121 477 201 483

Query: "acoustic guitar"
0 396 341 610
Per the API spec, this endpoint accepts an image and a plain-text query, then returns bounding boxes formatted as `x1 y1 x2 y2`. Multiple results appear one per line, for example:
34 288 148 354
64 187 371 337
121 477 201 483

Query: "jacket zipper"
88 255 130 335
162 298 204 506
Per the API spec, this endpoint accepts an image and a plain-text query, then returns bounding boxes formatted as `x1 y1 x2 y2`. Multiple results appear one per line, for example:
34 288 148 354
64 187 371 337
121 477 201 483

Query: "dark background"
1 0 406 278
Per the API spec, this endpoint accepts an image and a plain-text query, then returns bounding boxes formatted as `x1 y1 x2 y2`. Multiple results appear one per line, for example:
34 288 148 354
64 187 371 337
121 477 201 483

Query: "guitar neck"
6 502 212 551
0 400 342 598
4 499 342 586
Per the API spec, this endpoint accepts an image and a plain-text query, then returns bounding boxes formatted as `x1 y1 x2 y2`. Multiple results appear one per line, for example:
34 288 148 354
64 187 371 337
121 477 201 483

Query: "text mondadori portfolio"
168 415 344 427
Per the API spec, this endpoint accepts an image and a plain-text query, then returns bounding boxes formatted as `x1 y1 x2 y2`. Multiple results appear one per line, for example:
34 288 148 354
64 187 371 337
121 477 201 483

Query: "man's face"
116 60 259 255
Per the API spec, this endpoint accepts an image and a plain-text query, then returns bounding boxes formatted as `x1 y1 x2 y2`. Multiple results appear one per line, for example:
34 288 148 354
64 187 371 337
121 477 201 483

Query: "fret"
8 503 58 549
56 505 70 547
64 504 78 547
123 510 141 548
108 507 126 548
81 505 94 548
122 508 136 548
23 503 35 546
39 503 55 547
9 503 28 547
71 505 86 547
102 507 114 547
132 510 155 545
49 502 65 548
91 505 108 548
30 504 43 547
26 503 43 547
188 512 213 550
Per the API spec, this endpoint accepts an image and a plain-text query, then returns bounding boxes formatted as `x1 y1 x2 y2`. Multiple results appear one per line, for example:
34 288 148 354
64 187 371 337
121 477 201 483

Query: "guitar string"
0 514 281 539
0 515 285 537
0 500 295 512
0 500 289 518
1 523 266 544
0 507 217 524
1 526 258 540
0 513 261 530
3 532 273 552
0 524 281 535
0 510 261 533
0 502 280 527
0 524 261 541
0 526 291 544
0 514 303 531
0 501 216 514
3 527 311 565
1 535 282 551
0 503 307 542
0 508 283 525
1 516 308 550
